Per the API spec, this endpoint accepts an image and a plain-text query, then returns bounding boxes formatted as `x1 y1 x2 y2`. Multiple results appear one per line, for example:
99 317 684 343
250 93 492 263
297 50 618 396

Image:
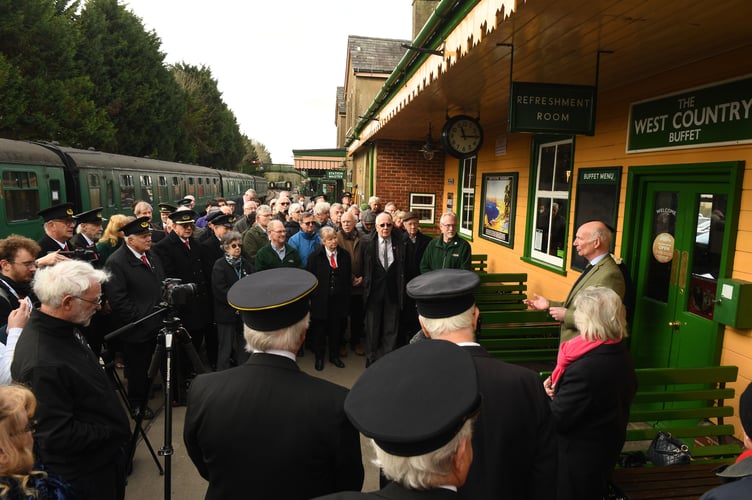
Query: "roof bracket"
400 43 444 57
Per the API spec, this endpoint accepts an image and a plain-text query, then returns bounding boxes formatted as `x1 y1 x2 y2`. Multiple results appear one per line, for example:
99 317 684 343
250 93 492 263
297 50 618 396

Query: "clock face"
441 115 483 158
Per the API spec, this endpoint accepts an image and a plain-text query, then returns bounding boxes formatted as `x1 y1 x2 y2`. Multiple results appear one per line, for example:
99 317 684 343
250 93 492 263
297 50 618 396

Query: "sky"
123 0 414 165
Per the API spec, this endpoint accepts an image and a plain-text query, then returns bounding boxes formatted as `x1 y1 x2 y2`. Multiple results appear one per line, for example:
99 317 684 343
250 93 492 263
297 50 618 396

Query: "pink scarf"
551 335 619 385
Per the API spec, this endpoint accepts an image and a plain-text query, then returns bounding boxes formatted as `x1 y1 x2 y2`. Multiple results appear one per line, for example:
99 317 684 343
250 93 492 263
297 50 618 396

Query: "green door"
630 180 730 368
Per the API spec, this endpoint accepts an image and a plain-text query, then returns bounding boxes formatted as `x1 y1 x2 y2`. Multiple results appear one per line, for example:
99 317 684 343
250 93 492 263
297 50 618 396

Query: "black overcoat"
306 245 352 320
104 244 165 343
184 353 364 500
211 256 253 324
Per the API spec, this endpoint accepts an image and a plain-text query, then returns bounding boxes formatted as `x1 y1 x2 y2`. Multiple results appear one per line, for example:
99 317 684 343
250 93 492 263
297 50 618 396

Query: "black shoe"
329 357 345 368
131 406 155 420
315 358 324 371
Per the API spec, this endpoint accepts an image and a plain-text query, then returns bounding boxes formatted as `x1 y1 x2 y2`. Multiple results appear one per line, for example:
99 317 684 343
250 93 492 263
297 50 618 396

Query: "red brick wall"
375 139 444 228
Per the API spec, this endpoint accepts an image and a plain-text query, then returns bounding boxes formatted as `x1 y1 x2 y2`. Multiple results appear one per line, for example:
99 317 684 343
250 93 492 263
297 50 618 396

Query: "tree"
77 0 187 159
0 0 115 146
171 63 245 170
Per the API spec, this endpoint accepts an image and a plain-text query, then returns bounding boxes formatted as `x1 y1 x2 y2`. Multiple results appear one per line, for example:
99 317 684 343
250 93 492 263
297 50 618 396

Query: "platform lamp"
419 123 439 160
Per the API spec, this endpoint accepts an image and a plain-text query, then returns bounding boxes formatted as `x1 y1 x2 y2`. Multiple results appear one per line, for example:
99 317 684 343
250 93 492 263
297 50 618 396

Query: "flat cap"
227 268 317 331
74 207 106 224
407 269 480 319
211 213 237 228
158 202 177 214
38 202 75 222
362 211 376 225
345 340 480 457
342 192 352 198
169 210 197 224
121 216 152 236
402 211 419 222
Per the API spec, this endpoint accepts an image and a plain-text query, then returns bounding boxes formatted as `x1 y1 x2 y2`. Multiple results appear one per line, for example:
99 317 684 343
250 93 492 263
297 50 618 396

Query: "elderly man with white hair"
11 260 131 500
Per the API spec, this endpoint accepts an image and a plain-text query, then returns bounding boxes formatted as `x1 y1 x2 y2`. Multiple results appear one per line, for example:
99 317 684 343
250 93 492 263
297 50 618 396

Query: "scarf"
551 335 619 385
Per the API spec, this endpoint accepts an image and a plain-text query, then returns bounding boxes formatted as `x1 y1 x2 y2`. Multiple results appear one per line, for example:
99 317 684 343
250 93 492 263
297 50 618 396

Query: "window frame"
408 192 436 225
457 156 477 239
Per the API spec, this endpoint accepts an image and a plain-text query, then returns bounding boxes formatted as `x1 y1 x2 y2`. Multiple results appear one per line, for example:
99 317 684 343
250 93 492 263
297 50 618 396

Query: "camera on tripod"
162 278 197 307
59 248 97 261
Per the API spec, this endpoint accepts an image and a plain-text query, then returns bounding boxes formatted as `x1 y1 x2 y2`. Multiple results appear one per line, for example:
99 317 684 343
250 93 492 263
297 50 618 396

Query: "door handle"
668 320 681 330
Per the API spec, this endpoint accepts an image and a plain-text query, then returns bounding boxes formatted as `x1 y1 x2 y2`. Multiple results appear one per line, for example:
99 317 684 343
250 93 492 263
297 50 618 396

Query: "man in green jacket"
254 219 302 271
420 212 471 273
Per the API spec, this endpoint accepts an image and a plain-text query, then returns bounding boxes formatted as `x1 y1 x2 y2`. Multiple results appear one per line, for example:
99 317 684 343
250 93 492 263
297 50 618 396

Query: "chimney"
412 0 440 40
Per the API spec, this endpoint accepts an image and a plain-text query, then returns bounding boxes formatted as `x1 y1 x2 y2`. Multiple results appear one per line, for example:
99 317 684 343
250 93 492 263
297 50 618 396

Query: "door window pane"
646 191 677 303
687 193 727 319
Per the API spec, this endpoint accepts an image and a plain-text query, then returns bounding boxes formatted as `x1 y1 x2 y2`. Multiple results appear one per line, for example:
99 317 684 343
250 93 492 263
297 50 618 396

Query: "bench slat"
479 338 559 349
626 424 737 441
636 366 738 385
633 388 735 403
630 406 733 421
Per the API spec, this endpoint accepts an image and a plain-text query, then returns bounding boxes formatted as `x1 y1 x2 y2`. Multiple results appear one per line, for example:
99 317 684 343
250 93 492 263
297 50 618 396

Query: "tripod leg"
127 342 166 474
105 362 163 475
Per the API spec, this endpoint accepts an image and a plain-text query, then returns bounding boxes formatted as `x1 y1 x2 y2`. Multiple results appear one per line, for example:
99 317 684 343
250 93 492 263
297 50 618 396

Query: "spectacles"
378 223 393 228
228 243 241 249
73 295 103 306
55 219 76 226
11 260 36 269
270 230 286 234
279 202 290 206
441 223 457 228
301 221 315 226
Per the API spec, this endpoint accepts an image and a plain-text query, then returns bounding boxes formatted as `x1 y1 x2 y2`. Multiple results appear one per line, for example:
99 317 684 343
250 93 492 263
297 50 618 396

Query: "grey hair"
255 204 272 216
419 305 475 338
573 286 627 342
313 202 331 216
33 260 110 308
288 203 302 214
319 226 337 241
221 231 243 248
373 417 475 490
244 313 310 352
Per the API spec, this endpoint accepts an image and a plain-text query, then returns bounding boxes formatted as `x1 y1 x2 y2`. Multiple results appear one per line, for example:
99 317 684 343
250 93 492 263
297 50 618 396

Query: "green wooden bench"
624 365 741 460
475 273 560 368
470 253 488 274
611 365 741 499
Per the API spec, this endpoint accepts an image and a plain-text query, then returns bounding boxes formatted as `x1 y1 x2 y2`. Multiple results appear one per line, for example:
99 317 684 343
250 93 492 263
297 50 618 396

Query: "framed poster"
571 166 622 271
480 173 517 247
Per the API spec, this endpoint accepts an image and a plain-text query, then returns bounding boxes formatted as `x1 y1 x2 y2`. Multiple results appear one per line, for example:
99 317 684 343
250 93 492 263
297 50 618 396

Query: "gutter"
345 0 482 150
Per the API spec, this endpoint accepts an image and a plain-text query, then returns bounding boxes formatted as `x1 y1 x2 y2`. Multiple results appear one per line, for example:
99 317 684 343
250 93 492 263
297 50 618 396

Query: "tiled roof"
347 35 410 74
336 86 345 115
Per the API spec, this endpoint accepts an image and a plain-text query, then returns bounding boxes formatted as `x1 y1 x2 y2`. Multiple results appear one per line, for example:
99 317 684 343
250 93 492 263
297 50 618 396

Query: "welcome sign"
627 75 752 153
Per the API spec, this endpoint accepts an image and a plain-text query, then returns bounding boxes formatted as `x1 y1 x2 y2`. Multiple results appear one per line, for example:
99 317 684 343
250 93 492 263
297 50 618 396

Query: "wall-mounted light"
419 123 439 160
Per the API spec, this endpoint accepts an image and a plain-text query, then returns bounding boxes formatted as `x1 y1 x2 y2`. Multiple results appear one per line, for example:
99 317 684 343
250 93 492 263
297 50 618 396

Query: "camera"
162 278 197 307
59 248 97 262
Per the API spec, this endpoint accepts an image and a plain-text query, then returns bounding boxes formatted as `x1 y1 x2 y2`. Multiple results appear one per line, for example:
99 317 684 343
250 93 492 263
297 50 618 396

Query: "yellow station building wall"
445 45 752 437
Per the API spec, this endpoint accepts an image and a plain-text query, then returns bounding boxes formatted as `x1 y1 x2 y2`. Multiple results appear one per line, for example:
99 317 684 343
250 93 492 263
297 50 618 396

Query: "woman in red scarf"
544 286 637 500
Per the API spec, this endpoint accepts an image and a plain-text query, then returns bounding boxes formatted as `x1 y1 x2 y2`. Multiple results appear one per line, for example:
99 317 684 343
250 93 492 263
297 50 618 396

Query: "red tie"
329 253 337 269
184 239 190 250
141 255 151 269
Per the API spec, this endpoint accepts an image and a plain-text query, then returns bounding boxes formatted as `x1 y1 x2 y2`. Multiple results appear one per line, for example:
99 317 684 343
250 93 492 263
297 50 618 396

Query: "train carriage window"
172 176 182 201
187 177 195 196
106 178 115 208
158 176 169 202
87 174 102 208
197 177 204 198
139 175 153 203
2 171 40 221
120 174 135 210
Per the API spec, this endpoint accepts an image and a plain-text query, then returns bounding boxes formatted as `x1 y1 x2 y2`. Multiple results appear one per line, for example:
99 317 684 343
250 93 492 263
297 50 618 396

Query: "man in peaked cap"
184 268 364 500
37 202 76 255
104 216 165 419
157 202 177 233
407 269 557 500
314 340 480 499
153 209 213 391
71 207 105 266
701 381 752 499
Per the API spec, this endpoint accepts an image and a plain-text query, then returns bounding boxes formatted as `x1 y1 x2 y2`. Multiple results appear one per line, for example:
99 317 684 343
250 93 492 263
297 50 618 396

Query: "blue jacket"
288 230 321 267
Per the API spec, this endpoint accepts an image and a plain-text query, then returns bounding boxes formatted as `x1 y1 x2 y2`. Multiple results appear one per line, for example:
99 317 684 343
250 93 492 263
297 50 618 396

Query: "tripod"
148 311 206 500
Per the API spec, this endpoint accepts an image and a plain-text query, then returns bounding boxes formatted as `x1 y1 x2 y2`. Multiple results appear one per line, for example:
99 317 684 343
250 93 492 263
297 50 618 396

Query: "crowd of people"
0 191 749 499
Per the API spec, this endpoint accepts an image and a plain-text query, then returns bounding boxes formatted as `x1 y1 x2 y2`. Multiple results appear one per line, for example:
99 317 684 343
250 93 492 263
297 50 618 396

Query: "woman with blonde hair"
0 385 74 498
544 286 637 500
95 214 133 266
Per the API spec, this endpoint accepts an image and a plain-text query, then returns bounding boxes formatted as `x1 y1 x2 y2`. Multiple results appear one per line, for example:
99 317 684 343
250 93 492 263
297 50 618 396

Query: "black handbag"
646 431 691 466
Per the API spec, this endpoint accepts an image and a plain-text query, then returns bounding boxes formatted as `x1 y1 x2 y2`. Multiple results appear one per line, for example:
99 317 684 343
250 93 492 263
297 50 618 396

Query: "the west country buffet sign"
627 75 752 153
